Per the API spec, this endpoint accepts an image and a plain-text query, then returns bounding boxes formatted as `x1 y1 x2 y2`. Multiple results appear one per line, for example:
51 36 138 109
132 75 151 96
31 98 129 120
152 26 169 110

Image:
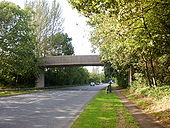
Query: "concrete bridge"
43 55 104 67
36 55 104 87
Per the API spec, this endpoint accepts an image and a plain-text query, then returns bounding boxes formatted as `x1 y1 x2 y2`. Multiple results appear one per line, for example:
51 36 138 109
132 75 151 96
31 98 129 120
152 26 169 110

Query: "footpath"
113 87 167 128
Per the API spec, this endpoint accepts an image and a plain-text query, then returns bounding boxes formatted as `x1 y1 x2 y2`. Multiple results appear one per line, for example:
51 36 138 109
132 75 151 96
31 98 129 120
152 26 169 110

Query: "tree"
26 0 90 87
45 67 89 86
25 0 64 57
43 33 74 56
69 0 170 88
0 1 40 86
89 72 105 83
44 33 90 86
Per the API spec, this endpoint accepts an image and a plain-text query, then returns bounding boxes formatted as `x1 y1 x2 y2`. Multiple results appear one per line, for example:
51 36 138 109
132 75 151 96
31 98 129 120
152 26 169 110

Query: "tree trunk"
142 56 153 87
145 60 153 87
128 65 132 86
150 59 157 87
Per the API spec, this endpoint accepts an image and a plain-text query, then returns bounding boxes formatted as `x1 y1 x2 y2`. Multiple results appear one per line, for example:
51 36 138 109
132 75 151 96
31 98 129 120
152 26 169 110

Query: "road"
0 84 107 128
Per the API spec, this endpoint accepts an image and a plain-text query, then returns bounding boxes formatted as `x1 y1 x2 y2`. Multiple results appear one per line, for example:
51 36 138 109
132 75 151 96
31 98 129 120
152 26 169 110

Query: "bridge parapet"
43 55 104 67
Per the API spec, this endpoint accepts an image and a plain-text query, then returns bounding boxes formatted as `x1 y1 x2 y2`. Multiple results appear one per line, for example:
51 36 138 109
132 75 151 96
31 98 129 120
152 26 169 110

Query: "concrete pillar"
36 70 45 88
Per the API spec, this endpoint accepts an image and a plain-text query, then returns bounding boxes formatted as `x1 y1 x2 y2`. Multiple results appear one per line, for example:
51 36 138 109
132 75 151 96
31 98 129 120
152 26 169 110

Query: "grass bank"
71 89 139 128
123 86 170 127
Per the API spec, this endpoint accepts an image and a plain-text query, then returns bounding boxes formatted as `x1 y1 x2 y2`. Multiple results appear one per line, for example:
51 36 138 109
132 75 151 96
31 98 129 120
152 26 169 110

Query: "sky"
1 0 103 72
58 0 95 55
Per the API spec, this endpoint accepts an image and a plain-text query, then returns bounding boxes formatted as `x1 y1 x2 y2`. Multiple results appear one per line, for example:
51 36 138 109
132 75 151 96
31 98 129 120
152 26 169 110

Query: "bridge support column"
36 70 45 88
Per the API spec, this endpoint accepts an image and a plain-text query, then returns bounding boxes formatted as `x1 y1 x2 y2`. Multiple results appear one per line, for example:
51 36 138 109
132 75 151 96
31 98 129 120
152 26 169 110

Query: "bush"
130 73 148 91
129 73 170 99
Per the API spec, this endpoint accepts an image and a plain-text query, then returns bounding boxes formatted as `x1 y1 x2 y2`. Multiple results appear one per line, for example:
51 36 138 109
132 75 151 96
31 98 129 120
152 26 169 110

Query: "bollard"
109 84 112 93
106 84 112 94
106 85 109 94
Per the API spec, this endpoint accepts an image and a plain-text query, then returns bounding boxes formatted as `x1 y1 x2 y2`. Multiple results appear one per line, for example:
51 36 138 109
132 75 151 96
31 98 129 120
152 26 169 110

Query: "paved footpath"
0 85 107 128
113 88 167 128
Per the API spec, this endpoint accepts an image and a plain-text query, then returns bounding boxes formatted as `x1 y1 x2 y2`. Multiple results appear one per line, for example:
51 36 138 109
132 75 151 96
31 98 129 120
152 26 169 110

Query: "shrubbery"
130 73 170 99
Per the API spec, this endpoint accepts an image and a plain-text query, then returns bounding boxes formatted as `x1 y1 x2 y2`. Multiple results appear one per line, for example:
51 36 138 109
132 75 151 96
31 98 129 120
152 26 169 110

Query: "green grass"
71 90 139 128
0 89 49 96
0 85 84 97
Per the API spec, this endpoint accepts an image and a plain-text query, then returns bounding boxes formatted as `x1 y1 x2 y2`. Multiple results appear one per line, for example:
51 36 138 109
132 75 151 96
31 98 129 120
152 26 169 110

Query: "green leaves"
0 1 39 86
44 33 74 56
26 0 64 57
70 0 170 87
69 0 118 17
45 67 89 86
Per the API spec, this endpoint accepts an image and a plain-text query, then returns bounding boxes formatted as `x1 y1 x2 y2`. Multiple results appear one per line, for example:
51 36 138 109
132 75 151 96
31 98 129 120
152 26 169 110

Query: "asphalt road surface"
0 84 107 128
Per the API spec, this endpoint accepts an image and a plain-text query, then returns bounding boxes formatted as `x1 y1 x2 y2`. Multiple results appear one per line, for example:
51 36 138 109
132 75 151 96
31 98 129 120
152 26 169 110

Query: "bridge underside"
36 55 104 88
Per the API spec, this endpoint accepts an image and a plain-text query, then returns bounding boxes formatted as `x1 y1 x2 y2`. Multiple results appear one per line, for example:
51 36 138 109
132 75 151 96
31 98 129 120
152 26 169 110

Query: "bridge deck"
43 55 104 67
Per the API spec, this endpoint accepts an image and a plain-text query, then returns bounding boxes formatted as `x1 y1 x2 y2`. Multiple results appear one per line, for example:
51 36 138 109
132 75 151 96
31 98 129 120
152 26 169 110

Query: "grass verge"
122 86 170 127
0 85 87 97
71 89 139 128
0 89 50 96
